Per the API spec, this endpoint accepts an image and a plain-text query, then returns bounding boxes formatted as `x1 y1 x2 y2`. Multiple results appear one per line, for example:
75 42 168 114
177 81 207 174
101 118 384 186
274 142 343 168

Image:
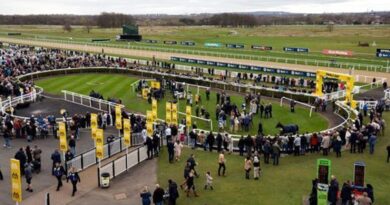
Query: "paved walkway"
68 158 157 205
0 127 118 205
21 146 138 205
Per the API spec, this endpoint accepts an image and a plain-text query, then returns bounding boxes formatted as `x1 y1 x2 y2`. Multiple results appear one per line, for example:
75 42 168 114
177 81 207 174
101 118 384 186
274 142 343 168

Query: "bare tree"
63 23 72 32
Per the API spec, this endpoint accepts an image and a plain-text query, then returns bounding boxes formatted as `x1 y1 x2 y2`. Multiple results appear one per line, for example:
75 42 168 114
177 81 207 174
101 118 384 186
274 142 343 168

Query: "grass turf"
35 73 328 135
156 113 390 205
1 25 389 68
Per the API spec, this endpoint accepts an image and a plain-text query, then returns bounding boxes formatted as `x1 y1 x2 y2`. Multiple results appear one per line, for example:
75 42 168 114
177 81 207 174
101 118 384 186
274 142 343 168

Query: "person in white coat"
174 140 183 161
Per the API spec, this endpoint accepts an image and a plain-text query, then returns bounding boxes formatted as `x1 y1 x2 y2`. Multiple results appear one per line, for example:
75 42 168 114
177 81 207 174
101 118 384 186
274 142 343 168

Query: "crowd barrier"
97 146 148 187
66 132 145 172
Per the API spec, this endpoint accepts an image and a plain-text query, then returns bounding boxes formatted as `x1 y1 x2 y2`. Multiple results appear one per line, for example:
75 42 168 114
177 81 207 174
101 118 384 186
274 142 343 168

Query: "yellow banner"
10 159 22 202
166 102 172 125
91 113 98 129
147 122 153 136
151 81 161 89
96 129 104 159
59 122 67 152
171 103 178 125
123 119 131 146
142 88 149 99
91 127 97 139
115 106 122 129
146 110 153 124
186 106 192 127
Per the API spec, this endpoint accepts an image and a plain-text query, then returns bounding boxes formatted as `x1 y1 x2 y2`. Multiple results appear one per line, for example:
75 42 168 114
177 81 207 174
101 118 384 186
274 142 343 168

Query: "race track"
1 36 388 81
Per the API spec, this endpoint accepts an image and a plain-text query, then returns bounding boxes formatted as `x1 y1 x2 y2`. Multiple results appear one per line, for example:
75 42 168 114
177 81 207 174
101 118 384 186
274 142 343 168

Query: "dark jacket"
153 187 165 203
168 181 179 200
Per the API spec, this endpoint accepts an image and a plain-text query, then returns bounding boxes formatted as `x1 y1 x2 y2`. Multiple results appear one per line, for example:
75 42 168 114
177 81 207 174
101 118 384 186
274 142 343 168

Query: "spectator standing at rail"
238 136 245 156
145 136 154 159
245 135 253 156
68 135 76 156
206 132 215 152
272 141 281 166
321 134 330 156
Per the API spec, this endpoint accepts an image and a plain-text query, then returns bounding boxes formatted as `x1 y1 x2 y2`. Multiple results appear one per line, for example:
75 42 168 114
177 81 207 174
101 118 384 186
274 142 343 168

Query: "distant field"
35 73 328 135
1 25 390 69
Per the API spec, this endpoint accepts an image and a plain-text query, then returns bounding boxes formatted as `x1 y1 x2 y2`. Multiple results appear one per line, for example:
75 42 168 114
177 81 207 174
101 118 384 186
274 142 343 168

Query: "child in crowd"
204 171 214 190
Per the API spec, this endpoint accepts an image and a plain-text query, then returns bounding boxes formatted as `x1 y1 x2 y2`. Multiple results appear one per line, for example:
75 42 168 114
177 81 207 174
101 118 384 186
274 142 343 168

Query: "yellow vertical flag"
96 129 104 159
146 110 153 124
186 105 192 127
142 88 149 99
10 159 22 202
166 102 172 124
91 113 98 129
147 122 153 137
171 103 178 126
152 99 158 122
115 105 122 129
91 127 97 140
123 119 131 146
59 122 67 152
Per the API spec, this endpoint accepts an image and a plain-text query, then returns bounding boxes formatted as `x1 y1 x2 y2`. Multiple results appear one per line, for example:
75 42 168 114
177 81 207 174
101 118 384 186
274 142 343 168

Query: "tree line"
0 12 389 27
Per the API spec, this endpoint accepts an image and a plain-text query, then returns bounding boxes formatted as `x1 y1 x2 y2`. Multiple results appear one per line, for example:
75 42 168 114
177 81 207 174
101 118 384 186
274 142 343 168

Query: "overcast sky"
0 0 388 15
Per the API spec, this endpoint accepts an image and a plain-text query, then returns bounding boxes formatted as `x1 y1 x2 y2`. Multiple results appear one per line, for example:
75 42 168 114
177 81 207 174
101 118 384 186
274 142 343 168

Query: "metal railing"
65 133 144 172
97 146 148 187
280 96 315 117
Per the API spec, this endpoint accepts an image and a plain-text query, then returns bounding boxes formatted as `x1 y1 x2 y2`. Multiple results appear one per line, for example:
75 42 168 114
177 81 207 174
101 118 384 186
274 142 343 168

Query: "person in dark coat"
152 184 165 205
51 149 61 175
366 184 374 204
25 146 33 163
387 145 390 163
206 132 215 152
257 122 263 135
328 175 339 205
67 167 81 197
152 133 160 157
53 162 65 191
140 186 152 205
15 148 27 175
168 179 179 205
216 133 223 153
167 139 175 163
238 136 245 156
245 135 253 156
145 136 154 159
333 137 342 158
340 181 352 205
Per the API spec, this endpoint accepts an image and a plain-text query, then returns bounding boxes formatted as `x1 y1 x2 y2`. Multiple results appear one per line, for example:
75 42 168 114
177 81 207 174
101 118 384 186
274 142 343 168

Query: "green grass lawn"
157 113 390 205
35 73 328 135
1 25 389 68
